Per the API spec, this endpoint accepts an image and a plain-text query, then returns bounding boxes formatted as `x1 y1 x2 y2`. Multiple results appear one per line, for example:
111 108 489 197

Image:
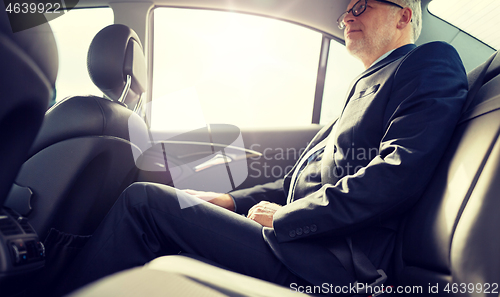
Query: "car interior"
0 0 499 296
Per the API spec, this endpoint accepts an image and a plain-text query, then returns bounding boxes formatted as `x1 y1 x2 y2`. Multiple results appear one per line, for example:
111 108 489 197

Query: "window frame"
147 6 346 128
48 6 115 104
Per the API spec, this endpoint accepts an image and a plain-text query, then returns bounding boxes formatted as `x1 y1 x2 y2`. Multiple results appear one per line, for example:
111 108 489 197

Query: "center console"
0 207 44 296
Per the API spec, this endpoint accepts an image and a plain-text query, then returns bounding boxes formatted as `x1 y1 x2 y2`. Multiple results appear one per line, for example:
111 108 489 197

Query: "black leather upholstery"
9 25 149 239
87 24 147 108
484 53 500 84
394 51 500 296
29 96 141 158
0 7 58 87
0 6 56 206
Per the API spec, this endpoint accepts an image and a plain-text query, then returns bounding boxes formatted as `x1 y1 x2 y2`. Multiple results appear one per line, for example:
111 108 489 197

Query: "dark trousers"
60 182 309 294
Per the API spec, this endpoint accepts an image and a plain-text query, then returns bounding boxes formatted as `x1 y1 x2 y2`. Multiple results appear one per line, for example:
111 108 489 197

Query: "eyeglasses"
337 0 404 30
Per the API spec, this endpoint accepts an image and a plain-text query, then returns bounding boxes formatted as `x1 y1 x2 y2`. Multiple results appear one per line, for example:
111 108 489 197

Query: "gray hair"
394 0 422 42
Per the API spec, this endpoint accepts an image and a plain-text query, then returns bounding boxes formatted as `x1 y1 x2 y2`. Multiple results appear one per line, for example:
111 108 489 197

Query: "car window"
48 8 114 103
320 40 365 125
151 8 323 130
428 0 499 50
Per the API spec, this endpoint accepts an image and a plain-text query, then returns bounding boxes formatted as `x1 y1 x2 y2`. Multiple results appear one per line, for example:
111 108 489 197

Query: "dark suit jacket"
230 42 468 287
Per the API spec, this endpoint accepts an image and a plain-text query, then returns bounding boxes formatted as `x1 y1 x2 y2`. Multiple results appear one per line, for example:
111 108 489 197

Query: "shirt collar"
369 49 397 69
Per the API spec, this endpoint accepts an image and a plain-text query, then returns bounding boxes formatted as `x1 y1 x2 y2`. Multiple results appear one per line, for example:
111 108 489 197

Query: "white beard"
346 18 396 64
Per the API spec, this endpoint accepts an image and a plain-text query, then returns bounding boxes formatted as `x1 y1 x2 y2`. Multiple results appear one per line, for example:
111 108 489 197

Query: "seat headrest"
0 5 58 89
87 24 147 103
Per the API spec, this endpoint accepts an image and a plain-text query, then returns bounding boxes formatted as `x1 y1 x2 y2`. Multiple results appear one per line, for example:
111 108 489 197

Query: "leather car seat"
0 5 58 296
393 50 500 296
0 7 56 206
5 24 150 239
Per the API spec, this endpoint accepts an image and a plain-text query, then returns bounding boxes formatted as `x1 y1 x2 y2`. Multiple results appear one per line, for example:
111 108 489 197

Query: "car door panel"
137 125 322 192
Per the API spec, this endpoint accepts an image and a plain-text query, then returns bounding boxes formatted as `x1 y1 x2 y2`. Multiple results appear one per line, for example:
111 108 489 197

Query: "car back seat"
393 51 500 295
67 51 500 297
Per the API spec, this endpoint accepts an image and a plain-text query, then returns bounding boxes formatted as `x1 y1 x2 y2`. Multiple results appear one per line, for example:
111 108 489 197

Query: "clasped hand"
182 190 281 228
247 201 282 228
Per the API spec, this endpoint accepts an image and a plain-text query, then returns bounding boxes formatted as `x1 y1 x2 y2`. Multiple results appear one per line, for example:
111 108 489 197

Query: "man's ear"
397 7 412 29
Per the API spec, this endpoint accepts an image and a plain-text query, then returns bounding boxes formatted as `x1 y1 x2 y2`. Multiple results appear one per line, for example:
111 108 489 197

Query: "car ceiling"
73 0 495 72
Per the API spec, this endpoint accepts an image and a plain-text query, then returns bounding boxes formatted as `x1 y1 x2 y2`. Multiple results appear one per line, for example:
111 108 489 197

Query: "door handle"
194 154 232 172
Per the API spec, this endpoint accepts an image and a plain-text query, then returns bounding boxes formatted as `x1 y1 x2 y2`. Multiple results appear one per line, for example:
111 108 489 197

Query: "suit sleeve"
229 122 338 215
229 179 286 215
272 42 469 243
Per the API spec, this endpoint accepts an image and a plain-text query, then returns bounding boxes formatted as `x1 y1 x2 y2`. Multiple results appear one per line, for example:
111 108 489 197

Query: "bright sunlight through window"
320 40 364 124
429 0 500 50
152 8 322 130
48 8 114 103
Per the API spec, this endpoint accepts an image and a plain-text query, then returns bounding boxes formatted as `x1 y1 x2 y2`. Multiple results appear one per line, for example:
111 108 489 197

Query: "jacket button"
289 230 296 238
310 224 317 232
296 228 303 236
303 226 310 234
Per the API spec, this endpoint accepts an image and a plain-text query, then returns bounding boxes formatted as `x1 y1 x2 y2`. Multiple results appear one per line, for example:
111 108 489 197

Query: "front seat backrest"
0 7 59 293
0 7 56 205
8 24 149 239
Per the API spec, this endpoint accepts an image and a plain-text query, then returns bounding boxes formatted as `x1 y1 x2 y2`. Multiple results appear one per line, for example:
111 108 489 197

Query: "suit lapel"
320 44 417 187
285 45 418 198
283 120 336 200
343 44 417 110
320 122 339 186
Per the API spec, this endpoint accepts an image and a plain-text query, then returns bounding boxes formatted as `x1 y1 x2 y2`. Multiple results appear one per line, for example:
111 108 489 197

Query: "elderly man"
61 0 468 294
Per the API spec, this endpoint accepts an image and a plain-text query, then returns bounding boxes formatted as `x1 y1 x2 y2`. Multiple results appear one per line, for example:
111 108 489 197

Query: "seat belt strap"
347 237 381 284
462 52 498 114
328 237 356 278
328 237 387 295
